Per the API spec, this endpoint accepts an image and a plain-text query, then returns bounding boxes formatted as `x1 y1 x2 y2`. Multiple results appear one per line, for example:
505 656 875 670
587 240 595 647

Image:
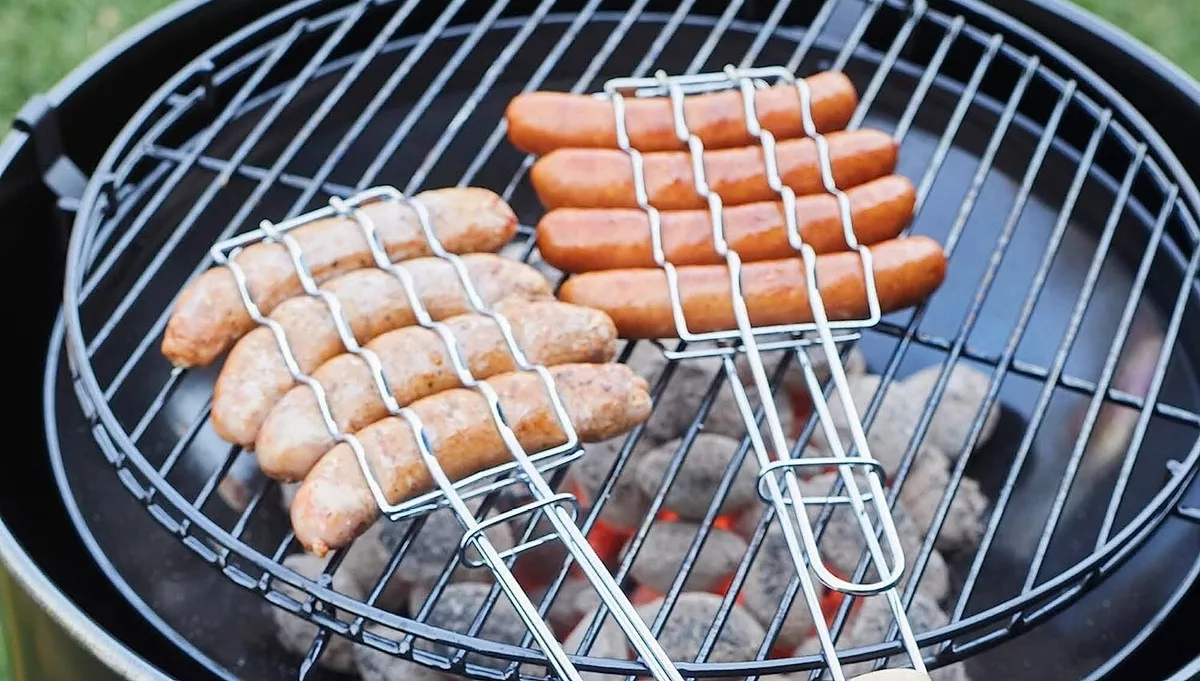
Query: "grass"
0 0 1195 680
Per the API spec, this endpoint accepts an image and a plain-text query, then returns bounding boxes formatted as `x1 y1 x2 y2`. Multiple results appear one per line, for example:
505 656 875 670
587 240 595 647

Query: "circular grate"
56 0 1200 679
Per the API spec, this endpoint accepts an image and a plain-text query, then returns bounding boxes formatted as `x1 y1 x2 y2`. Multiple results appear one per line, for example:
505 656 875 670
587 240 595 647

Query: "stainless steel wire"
600 64 929 679
210 187 688 680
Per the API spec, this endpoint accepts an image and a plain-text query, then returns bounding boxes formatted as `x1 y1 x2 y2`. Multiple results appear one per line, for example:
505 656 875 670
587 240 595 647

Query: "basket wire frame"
599 64 923 679
55 0 1200 679
214 191 687 681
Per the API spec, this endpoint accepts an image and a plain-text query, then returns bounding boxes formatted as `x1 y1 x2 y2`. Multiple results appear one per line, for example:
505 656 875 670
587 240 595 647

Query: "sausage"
209 254 551 447
162 187 518 368
529 128 897 211
255 298 619 481
556 235 947 339
504 71 857 155
290 362 653 557
536 174 915 272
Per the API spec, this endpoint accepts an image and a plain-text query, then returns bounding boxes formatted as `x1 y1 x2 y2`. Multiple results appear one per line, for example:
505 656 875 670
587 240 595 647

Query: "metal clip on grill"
210 195 687 680
602 65 928 680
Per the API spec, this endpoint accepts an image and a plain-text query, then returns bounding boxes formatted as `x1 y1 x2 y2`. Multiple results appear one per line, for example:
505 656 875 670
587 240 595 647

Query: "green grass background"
0 0 1196 679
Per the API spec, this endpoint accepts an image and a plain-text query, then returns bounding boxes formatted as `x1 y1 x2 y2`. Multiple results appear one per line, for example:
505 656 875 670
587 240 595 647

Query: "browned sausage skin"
291 363 653 557
162 187 518 368
505 71 858 155
209 254 551 447
254 298 619 482
529 129 897 210
536 174 916 272
556 235 947 339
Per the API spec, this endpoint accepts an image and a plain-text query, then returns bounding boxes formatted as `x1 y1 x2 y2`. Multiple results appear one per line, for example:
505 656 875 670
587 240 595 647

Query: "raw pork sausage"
210 254 550 446
290 362 653 557
505 71 857 155
255 298 619 481
556 235 947 339
162 187 518 367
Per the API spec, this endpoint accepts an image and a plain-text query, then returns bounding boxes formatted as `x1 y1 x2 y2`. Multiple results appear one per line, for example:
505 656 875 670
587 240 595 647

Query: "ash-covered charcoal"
407 582 530 669
269 553 364 673
741 522 820 650
279 481 300 510
635 433 760 520
636 593 766 678
897 452 988 555
789 472 951 603
901 363 1001 460
562 605 632 681
626 521 748 594
566 435 654 530
354 624 456 681
621 342 727 444
736 346 868 398
340 521 411 611
794 591 956 678
377 502 516 591
806 374 941 477
531 576 599 633
704 378 797 445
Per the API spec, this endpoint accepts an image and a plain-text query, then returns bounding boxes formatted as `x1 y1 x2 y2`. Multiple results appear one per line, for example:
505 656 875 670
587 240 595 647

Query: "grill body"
18 0 1200 680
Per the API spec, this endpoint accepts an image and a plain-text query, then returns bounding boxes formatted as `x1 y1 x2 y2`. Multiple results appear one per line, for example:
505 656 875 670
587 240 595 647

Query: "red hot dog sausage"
529 129 898 210
505 71 858 155
556 236 947 339
536 174 916 272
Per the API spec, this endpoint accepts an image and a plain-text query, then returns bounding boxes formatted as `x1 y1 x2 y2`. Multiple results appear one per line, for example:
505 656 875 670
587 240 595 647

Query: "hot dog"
504 71 858 155
255 299 619 482
209 254 551 447
162 187 518 368
290 362 653 557
529 128 897 211
536 174 916 272
556 235 947 339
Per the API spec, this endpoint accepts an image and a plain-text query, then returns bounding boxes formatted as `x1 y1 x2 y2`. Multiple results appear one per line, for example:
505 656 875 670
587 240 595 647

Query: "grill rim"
52 0 1200 677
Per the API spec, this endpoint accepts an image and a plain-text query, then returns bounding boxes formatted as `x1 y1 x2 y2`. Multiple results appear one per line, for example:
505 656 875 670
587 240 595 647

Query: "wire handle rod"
213 187 685 681
601 64 926 679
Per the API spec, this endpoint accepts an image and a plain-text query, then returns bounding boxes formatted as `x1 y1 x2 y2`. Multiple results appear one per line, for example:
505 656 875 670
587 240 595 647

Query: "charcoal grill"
37 0 1200 680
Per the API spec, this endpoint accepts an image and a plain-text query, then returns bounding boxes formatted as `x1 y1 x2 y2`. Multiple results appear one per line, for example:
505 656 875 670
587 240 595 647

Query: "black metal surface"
44 0 1200 680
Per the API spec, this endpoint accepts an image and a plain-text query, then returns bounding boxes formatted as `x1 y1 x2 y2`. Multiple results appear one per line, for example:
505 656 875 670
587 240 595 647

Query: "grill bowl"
49 1 1200 680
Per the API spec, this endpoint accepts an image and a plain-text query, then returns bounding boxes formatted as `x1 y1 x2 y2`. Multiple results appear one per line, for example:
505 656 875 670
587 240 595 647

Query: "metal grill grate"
57 0 1200 679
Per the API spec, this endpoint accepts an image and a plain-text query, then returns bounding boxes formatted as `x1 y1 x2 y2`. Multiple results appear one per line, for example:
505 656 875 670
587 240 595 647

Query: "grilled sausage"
529 129 897 211
291 362 653 557
255 299 619 481
504 71 858 155
537 174 915 272
162 187 518 368
557 235 947 339
210 254 551 447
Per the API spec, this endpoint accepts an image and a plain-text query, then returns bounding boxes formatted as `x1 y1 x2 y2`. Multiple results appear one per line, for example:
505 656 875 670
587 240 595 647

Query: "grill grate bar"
356 0 513 190
457 0 609 188
74 20 306 306
402 0 562 195
1020 145 1154 590
944 80 1087 625
284 0 469 213
84 9 362 358
93 3 378 398
1097 206 1200 544
144 145 358 197
813 52 1043 654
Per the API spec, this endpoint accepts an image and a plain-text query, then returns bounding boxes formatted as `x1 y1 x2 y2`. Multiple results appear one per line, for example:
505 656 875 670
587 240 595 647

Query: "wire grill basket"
56 0 1200 679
